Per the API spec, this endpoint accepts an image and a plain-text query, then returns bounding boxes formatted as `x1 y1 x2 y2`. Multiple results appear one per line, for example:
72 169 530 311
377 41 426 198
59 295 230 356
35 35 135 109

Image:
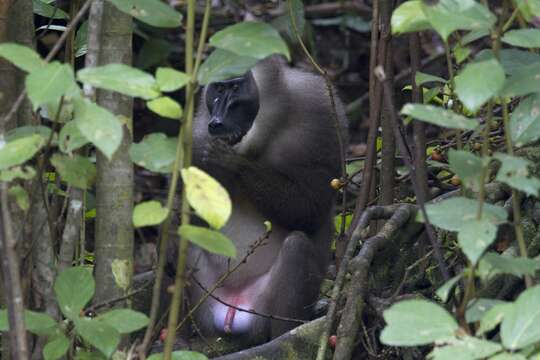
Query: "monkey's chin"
212 131 245 146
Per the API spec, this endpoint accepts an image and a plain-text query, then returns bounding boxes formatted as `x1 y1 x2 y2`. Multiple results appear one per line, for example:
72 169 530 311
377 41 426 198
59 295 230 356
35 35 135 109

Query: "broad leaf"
59 121 89 154
381 299 458 346
181 167 232 229
74 318 120 358
155 67 189 92
198 49 259 85
33 0 69 19
510 93 540 147
73 98 123 160
129 133 178 173
43 334 69 360
448 149 483 191
501 285 540 350
147 96 183 120
54 267 95 320
5 125 52 143
477 302 512 335
494 153 540 197
428 336 501 360
8 185 30 211
96 309 149 334
107 0 182 28
502 29 540 48
209 22 290 60
501 61 540 97
0 43 44 72
415 71 446 86
479 252 540 278
391 1 431 34
26 62 80 110
133 201 169 228
178 225 236 258
436 274 462 302
50 154 96 190
0 134 45 171
455 58 505 112
465 298 507 323
77 64 159 100
1 310 57 335
401 104 478 130
458 218 497 264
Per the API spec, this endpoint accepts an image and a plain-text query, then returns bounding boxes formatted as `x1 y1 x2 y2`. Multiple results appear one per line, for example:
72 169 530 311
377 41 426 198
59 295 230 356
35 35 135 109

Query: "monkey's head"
205 71 260 145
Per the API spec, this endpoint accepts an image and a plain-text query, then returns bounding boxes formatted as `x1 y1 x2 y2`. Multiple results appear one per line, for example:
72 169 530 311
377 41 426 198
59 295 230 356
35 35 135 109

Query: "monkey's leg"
264 231 324 338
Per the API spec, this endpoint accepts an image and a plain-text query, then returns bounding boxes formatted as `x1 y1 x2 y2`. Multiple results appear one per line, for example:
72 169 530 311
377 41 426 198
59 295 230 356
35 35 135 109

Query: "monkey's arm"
205 140 336 233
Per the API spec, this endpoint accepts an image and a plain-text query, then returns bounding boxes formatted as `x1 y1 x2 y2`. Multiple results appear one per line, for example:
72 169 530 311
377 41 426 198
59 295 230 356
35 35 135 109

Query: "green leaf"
129 133 178 173
465 298 507 323
455 58 505 112
107 0 182 28
448 149 483 191
499 49 540 75
8 185 30 211
26 61 80 110
501 61 540 97
43 334 70 360
5 125 52 143
74 318 120 358
489 353 527 360
510 93 540 147
271 0 306 39
54 267 95 320
458 218 498 264
0 134 45 171
59 121 89 154
415 71 446 86
133 201 169 228
33 0 69 19
477 302 512 335
479 252 540 278
209 22 290 61
178 225 236 258
461 29 490 45
96 309 149 334
494 153 540 197
418 197 507 232
73 98 123 160
77 64 160 100
401 104 478 130
50 154 96 189
421 0 496 42
0 166 36 182
155 67 189 92
380 299 458 346
501 285 540 350
428 336 501 360
0 43 44 72
502 29 540 48
147 351 209 360
7 310 57 335
74 21 88 58
391 1 431 35
198 49 259 85
435 274 462 302
181 167 232 229
147 96 183 120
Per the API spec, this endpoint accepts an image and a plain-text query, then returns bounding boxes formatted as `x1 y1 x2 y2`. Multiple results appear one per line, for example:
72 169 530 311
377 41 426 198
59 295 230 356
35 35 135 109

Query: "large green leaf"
73 98 123 160
132 201 169 228
129 133 178 173
502 29 540 48
107 0 182 28
77 64 159 100
479 252 540 278
74 318 120 358
501 61 540 97
147 96 183 120
448 149 483 191
0 134 45 171
198 49 259 85
428 336 501 360
50 154 96 190
26 61 80 110
458 218 497 264
54 267 95 320
43 334 69 360
391 0 431 34
477 302 512 335
178 225 236 258
96 309 149 334
181 167 232 229
155 67 189 92
454 58 505 112
510 93 540 147
501 285 540 350
421 0 495 41
33 0 69 19
494 153 540 197
209 22 290 60
0 43 44 72
401 104 478 130
380 299 458 346
58 121 89 154
418 197 507 232
0 310 57 335
465 298 507 323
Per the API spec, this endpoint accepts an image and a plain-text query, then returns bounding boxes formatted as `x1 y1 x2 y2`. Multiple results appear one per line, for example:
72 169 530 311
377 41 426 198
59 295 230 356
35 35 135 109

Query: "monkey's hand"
203 139 246 172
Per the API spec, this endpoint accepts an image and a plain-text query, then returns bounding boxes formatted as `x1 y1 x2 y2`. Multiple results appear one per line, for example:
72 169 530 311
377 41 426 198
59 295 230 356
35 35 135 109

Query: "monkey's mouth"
213 131 245 146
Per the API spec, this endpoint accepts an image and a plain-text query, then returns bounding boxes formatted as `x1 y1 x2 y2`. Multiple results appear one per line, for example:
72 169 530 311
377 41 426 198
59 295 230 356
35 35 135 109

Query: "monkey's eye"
216 84 225 94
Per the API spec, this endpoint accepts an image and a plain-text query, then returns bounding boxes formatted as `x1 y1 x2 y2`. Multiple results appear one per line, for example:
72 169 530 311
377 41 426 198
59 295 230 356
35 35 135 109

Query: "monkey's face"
205 71 260 145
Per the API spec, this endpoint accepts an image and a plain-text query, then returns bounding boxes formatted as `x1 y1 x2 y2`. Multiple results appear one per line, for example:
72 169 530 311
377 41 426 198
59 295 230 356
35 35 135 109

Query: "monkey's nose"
209 118 225 135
